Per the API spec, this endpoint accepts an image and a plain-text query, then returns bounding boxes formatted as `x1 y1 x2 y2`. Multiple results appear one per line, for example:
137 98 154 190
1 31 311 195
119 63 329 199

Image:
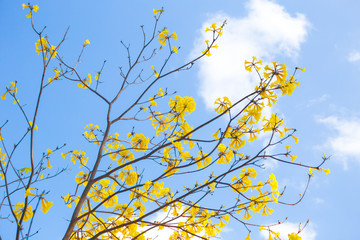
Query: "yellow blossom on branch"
78 74 92 89
22 4 39 18
14 202 33 221
1 82 17 100
202 39 218 57
245 56 262 72
41 197 53 213
205 22 223 36
216 144 233 164
131 133 149 151
288 232 301 240
244 232 252 240
83 39 90 47
48 69 62 83
153 9 164 16
25 188 37 198
158 29 177 46
214 97 232 114
150 65 160 77
264 61 287 82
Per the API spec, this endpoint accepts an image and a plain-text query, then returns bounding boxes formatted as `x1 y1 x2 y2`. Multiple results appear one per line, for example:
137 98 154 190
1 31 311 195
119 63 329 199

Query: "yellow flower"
22 4 30 10
262 114 284 134
153 9 164 16
244 232 252 240
125 171 138 186
83 39 90 46
25 188 37 198
78 74 92 89
46 149 53 156
296 67 305 72
264 61 287 83
48 69 62 83
131 133 149 151
150 65 159 77
35 37 49 54
41 197 53 213
172 46 178 53
205 22 223 36
1 82 17 100
158 88 166 96
149 96 157 106
75 171 88 186
14 202 33 221
158 29 177 46
212 129 220 140
202 40 218 57
291 134 299 143
46 159 52 169
244 56 262 72
0 149 5 167
268 173 278 191
23 4 39 18
288 233 301 240
196 150 211 169
216 144 233 164
168 95 196 122
61 152 70 158
214 97 232 114
28 121 38 131
143 180 152 191
63 193 73 208
308 167 316 175
70 150 88 167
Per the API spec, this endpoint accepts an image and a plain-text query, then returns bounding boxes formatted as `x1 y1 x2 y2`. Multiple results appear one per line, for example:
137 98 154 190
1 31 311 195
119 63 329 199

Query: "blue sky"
1 0 359 239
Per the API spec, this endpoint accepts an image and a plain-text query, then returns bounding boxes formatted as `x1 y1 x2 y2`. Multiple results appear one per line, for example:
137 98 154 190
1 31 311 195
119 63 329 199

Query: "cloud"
348 50 360 62
259 222 317 240
307 94 329 107
192 0 310 110
317 116 360 168
314 197 324 204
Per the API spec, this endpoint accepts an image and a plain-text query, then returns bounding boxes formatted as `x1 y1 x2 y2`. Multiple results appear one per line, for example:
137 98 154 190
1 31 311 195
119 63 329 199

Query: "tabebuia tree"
0 3 330 240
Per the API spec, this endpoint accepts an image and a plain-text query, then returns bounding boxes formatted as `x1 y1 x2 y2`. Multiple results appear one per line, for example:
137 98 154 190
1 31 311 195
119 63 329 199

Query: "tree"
0 3 329 240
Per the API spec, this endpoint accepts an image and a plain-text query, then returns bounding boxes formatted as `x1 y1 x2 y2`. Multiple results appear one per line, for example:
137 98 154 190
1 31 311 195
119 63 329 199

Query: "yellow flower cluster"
78 74 92 89
14 202 33 221
0 148 6 168
130 133 149 151
1 82 18 104
68 150 88 167
35 37 57 60
158 29 177 46
214 97 232 114
22 3 39 18
48 68 62 83
168 95 196 122
233 172 279 222
205 23 224 36
202 22 223 56
83 123 99 141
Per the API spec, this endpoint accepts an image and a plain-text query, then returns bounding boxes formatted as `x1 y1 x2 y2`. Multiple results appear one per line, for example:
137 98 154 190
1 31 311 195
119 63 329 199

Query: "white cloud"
259 222 316 240
348 50 360 62
314 197 324 204
307 94 329 107
317 116 360 168
192 0 310 109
